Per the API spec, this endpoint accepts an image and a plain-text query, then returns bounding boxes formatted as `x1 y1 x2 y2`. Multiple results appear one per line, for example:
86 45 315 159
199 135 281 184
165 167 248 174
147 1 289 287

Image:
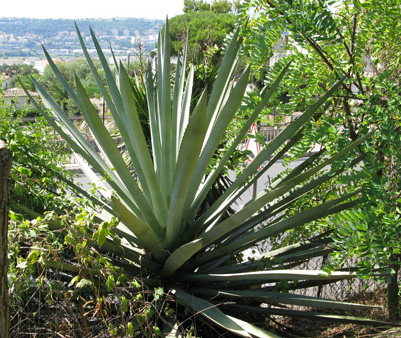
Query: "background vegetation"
237 0 401 319
0 17 163 39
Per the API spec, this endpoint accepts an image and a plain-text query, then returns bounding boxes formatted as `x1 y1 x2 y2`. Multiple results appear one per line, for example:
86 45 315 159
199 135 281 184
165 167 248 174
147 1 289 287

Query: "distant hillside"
0 17 164 58
0 17 164 38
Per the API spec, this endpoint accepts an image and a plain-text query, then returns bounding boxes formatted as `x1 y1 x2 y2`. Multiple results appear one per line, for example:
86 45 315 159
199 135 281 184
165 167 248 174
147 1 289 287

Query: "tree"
39 58 104 116
237 0 401 319
129 35 149 79
184 0 237 14
167 1 239 63
232 0 241 13
167 11 236 61
211 0 233 13
183 0 211 12
0 64 38 78
0 64 39 90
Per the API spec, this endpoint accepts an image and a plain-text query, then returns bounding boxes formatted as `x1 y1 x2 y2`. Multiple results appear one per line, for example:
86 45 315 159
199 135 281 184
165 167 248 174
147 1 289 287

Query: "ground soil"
269 287 401 338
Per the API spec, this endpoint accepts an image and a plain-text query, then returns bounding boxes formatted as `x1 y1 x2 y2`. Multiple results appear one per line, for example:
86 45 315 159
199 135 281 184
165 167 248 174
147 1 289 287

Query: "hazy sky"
1 0 208 20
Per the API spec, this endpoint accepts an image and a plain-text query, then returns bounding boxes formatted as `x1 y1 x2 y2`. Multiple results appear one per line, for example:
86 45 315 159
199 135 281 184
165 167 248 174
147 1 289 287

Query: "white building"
3 88 39 109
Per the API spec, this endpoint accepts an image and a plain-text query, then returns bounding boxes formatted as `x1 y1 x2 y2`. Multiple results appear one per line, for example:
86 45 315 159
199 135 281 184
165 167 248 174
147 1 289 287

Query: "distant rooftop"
3 87 38 97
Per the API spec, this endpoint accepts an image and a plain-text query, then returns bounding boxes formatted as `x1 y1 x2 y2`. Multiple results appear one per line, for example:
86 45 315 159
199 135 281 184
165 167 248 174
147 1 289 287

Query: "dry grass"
269 287 401 338
9 275 401 338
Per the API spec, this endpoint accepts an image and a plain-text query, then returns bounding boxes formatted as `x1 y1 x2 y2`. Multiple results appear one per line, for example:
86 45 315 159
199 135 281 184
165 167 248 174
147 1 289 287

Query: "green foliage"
0 63 39 78
237 0 401 290
183 0 212 12
0 107 78 215
211 0 235 13
8 208 172 337
0 110 166 335
184 0 237 13
167 11 236 61
39 58 105 116
0 63 39 90
328 78 401 277
23 20 392 337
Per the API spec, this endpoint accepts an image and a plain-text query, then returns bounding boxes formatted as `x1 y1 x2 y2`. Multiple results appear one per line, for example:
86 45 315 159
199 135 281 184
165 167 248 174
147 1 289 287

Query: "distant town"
0 17 164 71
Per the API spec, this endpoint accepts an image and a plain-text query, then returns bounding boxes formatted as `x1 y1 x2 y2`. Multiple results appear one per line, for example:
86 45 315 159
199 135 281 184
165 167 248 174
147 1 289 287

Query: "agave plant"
23 21 389 337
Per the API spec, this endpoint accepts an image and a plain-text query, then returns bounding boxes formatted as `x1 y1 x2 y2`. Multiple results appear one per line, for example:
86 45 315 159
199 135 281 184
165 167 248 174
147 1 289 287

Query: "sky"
1 0 211 20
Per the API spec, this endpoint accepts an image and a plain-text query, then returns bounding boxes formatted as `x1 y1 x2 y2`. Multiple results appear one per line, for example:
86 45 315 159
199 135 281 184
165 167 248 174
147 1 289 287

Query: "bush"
0 107 76 215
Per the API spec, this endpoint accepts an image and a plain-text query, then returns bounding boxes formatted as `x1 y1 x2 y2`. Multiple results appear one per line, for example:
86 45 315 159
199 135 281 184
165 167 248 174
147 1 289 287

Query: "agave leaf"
267 247 333 268
163 239 203 276
194 152 362 243
217 154 364 247
26 78 144 218
192 197 358 268
171 54 181 163
206 27 242 127
73 153 111 200
119 64 168 226
190 78 345 231
176 32 191 142
58 174 112 213
190 288 379 311
173 287 279 338
29 77 90 153
162 319 180 338
110 196 166 262
157 31 163 132
159 20 174 201
222 304 395 327
209 247 332 274
84 25 158 201
178 65 194 146
171 32 189 160
86 25 124 115
41 46 79 105
100 238 144 270
74 74 165 239
200 192 356 256
195 131 369 242
182 66 251 219
197 199 351 271
164 91 208 249
73 35 124 138
201 65 251 173
76 25 129 149
184 60 293 228
155 134 367 274
226 316 282 338
221 120 328 225
178 270 357 283
43 259 94 275
146 67 162 179
178 31 244 218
